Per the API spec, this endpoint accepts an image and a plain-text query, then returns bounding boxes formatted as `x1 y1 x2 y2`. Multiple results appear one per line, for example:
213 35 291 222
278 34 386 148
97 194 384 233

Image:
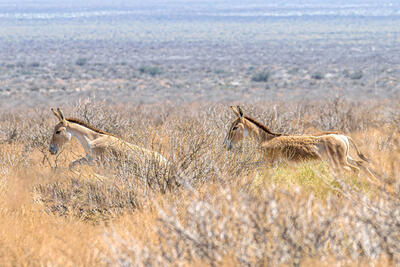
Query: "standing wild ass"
49 108 167 169
223 106 374 177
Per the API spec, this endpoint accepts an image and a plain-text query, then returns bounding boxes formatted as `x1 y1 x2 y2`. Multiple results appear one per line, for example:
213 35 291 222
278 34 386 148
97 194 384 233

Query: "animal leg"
347 155 361 165
348 136 370 162
335 145 360 175
69 154 93 170
324 143 342 174
351 159 393 193
342 161 360 175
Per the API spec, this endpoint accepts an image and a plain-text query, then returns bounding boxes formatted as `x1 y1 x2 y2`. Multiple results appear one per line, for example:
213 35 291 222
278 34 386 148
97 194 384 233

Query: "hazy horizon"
0 0 399 20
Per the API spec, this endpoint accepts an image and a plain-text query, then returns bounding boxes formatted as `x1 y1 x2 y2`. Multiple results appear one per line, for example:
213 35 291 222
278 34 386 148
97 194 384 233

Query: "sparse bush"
35 177 140 222
312 71 324 80
251 71 270 82
343 70 363 80
349 70 363 80
75 57 88 66
214 68 225 74
139 66 162 76
29 62 40 68
0 113 24 144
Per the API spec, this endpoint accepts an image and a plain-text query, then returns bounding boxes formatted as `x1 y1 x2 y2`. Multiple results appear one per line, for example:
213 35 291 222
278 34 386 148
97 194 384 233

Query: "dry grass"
1 98 400 266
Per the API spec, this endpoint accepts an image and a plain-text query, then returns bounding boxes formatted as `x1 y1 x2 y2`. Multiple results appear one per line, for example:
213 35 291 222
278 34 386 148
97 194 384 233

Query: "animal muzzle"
49 144 58 155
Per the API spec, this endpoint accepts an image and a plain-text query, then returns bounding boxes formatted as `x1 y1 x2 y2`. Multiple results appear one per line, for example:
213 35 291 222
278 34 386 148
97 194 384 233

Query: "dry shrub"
0 98 400 266
104 177 400 266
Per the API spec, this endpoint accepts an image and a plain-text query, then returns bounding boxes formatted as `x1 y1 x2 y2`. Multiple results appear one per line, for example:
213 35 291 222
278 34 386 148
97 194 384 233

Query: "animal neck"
243 117 280 144
66 122 104 154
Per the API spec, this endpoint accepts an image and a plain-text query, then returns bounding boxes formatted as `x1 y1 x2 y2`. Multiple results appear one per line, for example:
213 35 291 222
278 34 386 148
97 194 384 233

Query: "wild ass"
49 108 168 170
223 106 372 176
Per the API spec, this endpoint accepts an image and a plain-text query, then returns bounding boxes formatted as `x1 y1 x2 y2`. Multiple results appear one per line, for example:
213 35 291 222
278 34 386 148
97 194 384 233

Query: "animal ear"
231 106 243 118
51 107 62 121
56 108 67 126
237 106 244 117
57 108 65 120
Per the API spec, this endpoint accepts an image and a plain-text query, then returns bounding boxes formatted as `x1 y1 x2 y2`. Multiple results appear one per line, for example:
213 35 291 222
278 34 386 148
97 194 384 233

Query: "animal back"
261 136 321 161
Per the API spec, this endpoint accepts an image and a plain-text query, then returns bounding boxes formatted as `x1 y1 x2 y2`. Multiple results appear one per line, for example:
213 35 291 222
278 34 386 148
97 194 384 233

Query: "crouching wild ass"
223 106 381 183
49 108 168 170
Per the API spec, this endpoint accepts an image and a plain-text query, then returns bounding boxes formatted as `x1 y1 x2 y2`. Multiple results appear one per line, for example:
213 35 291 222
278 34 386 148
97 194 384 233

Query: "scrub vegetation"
1 99 400 266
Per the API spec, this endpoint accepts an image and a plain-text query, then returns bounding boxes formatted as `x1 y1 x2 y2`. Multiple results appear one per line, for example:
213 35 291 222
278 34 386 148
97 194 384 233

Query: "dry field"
1 98 400 266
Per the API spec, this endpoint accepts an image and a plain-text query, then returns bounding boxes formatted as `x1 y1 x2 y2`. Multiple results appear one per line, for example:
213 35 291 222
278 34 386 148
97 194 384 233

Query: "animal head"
223 106 248 150
49 108 71 155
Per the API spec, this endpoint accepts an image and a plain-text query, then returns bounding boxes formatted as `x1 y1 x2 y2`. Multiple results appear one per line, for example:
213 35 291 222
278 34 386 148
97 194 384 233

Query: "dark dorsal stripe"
244 116 282 136
66 118 114 136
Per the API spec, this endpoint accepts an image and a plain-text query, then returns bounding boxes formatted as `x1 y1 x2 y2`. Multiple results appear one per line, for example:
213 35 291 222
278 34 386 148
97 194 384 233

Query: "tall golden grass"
1 98 400 266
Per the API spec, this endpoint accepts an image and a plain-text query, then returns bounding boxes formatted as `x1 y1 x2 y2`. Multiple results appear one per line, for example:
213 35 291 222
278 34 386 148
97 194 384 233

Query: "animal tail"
348 136 370 163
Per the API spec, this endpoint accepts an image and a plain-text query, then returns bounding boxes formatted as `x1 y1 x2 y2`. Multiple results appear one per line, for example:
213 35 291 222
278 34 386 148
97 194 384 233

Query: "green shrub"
75 58 88 66
29 62 40 67
349 71 363 80
312 72 324 80
214 69 225 74
139 66 162 76
251 71 270 82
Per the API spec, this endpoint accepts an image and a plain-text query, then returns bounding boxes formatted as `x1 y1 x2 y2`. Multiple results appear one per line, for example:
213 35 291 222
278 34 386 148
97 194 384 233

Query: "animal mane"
244 116 282 136
66 118 115 136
